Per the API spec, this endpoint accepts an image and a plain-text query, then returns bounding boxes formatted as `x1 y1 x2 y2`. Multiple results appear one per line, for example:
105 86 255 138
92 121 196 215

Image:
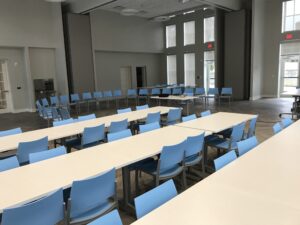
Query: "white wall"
0 0 68 112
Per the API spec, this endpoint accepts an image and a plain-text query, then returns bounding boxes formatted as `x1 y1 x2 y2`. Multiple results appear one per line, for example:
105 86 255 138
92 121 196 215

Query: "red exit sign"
285 33 294 40
207 43 213 49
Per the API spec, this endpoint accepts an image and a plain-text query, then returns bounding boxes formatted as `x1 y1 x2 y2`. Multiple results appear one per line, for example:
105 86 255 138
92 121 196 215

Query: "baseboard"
12 108 35 113
250 96 262 101
261 95 278 98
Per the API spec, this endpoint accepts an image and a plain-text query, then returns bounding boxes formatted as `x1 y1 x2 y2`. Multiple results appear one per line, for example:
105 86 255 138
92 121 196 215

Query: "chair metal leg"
182 170 187 190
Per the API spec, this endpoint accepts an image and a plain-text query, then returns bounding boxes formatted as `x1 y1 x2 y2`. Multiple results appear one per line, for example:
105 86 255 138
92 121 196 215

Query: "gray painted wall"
0 0 68 111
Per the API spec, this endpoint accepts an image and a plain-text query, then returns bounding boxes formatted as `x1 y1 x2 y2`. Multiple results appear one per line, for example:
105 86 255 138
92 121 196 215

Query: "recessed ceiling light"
153 16 170 22
45 0 66 2
121 8 140 16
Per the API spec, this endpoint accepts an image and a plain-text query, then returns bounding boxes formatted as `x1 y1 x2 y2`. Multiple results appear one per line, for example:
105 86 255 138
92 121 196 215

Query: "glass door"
0 60 12 113
280 55 300 94
204 51 215 91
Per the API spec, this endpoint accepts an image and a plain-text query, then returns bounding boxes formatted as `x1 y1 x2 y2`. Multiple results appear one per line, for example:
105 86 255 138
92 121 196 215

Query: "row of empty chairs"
272 117 293 134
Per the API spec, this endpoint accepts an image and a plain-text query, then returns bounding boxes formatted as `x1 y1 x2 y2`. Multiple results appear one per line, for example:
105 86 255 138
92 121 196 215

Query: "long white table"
0 106 174 153
132 120 300 225
0 125 210 213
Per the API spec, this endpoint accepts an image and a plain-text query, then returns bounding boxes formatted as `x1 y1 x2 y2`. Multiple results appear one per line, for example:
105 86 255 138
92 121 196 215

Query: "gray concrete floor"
0 98 294 224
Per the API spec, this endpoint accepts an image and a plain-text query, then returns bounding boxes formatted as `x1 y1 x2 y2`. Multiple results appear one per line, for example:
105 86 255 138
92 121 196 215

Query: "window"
184 53 195 86
204 51 215 90
204 17 215 43
184 21 195 46
167 55 177 85
282 0 300 32
166 25 176 48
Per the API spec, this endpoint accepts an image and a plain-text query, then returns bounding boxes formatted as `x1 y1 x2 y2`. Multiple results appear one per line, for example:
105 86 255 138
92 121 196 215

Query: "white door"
0 60 13 113
120 66 132 93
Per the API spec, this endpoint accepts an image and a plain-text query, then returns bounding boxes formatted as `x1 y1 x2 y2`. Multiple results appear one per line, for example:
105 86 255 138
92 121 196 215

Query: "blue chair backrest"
247 117 258 138
41 98 49 107
109 119 128 133
167 108 182 124
113 90 122 97
151 88 160 95
208 88 219 95
117 108 132 114
58 107 71 120
103 91 113 98
159 140 186 173
51 108 60 120
71 93 80 102
200 110 211 117
107 129 132 142
281 118 293 128
230 122 246 143
53 118 74 127
0 156 20 172
136 104 149 111
127 89 137 96
139 122 160 134
2 189 64 225
87 210 122 225
70 169 116 219
172 88 182 95
139 89 148 96
82 124 105 146
0 127 22 137
146 112 160 124
184 88 194 95
162 88 171 95
273 122 282 134
214 150 237 171
50 96 58 106
134 180 177 219
182 114 197 122
29 146 67 164
185 133 205 158
195 87 205 95
221 87 233 95
59 95 69 106
78 114 96 122
17 137 48 164
237 136 258 156
82 92 92 100
93 91 103 99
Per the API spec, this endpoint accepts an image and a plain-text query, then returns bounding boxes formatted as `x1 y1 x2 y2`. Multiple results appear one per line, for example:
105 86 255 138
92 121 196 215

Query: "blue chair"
127 89 138 106
163 108 182 126
185 133 205 171
281 118 293 128
58 107 71 120
139 122 160 134
71 93 81 114
93 91 103 109
220 87 233 104
117 108 132 114
67 169 117 225
87 210 122 225
207 123 246 153
200 110 211 117
151 88 160 96
109 119 128 133
107 129 132 142
182 114 197 122
104 91 113 107
0 156 20 172
82 92 94 112
29 146 67 164
41 98 49 107
0 127 22 137
237 136 258 157
245 117 258 139
113 90 122 98
145 112 161 124
134 180 177 219
136 141 186 187
136 104 149 111
2 189 65 225
78 114 96 122
51 107 61 121
195 87 205 96
162 88 171 95
17 136 49 165
184 88 194 95
273 122 282 134
138 89 149 104
59 95 69 107
172 88 182 95
214 150 237 171
205 88 219 105
50 96 59 107
53 118 74 127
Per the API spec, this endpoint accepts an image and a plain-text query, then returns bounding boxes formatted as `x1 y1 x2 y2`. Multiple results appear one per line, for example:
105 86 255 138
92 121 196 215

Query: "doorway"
120 66 132 93
136 66 147 88
204 51 215 90
0 60 13 113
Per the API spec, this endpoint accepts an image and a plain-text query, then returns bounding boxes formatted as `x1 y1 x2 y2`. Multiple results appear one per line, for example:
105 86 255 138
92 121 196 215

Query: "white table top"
0 106 174 153
282 89 300 97
132 120 300 225
151 95 198 101
0 126 210 212
176 112 257 133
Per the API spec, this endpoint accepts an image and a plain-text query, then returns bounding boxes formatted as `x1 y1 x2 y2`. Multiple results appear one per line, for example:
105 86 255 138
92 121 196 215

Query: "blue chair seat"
139 161 183 179
185 154 202 167
70 200 116 224
208 138 238 150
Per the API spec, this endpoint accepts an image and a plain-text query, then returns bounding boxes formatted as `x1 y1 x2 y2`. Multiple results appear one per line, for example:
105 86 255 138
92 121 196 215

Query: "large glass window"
184 21 195 46
282 0 300 32
184 53 196 86
204 51 215 90
167 55 177 85
204 17 215 43
166 25 176 48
